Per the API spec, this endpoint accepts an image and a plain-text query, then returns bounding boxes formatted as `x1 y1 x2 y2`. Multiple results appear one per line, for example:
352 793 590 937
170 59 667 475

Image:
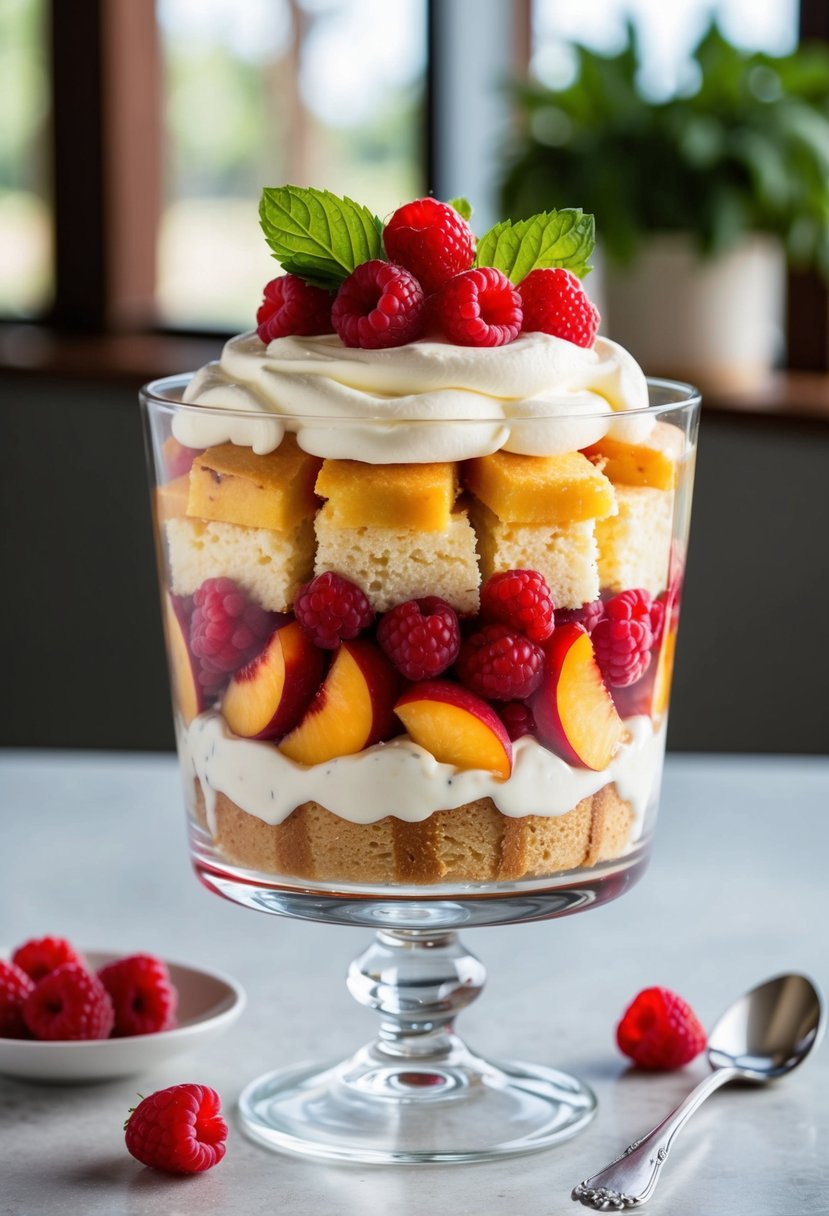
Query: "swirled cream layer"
174 331 654 461
182 712 664 840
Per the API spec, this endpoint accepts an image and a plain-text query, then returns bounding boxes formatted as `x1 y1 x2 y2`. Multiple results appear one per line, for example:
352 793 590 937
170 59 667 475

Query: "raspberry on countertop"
125 1084 228 1174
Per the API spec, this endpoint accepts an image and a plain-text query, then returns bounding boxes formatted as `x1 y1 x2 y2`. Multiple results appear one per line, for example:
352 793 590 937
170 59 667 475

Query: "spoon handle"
571 1067 740 1210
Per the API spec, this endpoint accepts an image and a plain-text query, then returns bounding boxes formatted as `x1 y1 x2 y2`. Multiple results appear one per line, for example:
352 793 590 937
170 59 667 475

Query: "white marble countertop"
0 750 826 1215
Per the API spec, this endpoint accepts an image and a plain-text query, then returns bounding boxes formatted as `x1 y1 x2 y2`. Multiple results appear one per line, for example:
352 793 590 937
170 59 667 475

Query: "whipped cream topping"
182 712 664 843
174 330 655 461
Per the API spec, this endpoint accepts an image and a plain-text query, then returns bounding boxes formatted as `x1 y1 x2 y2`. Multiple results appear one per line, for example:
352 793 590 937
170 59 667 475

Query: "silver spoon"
571 973 824 1210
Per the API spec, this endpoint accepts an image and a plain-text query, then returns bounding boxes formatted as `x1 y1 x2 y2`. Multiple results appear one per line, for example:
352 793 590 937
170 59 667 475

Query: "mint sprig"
260 186 384 290
475 209 595 281
447 196 473 221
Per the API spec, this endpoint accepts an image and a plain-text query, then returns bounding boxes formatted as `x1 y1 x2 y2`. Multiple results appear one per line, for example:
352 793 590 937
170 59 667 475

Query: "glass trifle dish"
142 189 699 1163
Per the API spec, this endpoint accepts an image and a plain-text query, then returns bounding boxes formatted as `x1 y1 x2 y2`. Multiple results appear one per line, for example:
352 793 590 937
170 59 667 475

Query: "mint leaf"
475 210 595 281
447 196 473 221
260 186 384 289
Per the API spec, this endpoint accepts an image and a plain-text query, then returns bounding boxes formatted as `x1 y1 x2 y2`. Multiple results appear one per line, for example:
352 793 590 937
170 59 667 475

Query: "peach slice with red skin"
279 638 399 765
530 623 625 770
394 681 513 779
610 623 678 721
163 592 203 726
222 622 324 740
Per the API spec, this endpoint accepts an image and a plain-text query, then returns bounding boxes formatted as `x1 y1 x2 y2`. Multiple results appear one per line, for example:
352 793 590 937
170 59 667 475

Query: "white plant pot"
602 234 786 391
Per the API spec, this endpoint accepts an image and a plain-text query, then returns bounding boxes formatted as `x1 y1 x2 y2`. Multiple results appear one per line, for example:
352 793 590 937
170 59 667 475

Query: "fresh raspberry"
434 267 522 347
554 598 604 634
331 260 425 349
256 274 333 343
481 569 555 643
649 595 667 647
377 597 461 681
456 624 544 701
591 589 657 687
190 578 277 692
519 267 600 348
98 955 178 1037
294 571 374 649
23 963 114 1041
383 198 475 294
617 987 707 1070
12 936 85 982
125 1084 227 1174
497 701 536 741
0 960 34 1038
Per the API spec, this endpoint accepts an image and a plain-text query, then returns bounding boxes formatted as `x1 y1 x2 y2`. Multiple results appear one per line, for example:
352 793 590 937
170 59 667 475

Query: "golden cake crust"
193 782 634 883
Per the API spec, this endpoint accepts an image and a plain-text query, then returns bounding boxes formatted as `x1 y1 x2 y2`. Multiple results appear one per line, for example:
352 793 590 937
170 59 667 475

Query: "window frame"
2 0 826 384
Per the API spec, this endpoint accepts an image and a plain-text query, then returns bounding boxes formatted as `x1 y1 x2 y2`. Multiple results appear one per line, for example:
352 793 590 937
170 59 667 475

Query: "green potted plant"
499 22 829 389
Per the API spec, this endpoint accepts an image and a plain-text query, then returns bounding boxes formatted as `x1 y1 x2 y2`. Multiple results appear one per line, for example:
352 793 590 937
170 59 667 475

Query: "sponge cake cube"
470 501 599 610
314 504 480 614
165 516 315 612
595 486 673 595
315 459 459 530
188 435 321 531
464 449 616 524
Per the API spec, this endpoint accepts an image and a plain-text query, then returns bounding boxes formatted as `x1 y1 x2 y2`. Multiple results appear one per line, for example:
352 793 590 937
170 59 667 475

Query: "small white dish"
0 950 246 1083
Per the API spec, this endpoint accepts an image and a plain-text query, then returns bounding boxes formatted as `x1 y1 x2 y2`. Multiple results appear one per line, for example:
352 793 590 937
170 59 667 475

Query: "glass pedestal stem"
347 928 485 1067
238 926 598 1164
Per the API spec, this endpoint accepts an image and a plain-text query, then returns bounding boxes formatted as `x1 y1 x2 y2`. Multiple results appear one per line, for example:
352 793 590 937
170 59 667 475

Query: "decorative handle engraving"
571 1067 739 1209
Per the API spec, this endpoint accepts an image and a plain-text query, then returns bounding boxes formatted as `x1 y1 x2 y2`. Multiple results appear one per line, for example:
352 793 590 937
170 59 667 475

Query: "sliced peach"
163 592 203 726
530 624 625 770
651 626 677 719
610 625 677 722
394 681 512 778
222 622 324 740
279 639 399 765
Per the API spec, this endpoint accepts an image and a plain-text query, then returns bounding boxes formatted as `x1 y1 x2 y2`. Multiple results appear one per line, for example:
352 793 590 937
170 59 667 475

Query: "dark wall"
2 372 827 753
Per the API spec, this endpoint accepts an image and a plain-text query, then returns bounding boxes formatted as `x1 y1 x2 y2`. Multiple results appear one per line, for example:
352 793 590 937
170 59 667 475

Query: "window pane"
157 0 427 330
0 0 52 318
532 0 798 98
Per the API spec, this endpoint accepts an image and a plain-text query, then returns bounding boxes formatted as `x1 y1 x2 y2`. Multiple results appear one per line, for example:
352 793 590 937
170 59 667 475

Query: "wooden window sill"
0 325 225 385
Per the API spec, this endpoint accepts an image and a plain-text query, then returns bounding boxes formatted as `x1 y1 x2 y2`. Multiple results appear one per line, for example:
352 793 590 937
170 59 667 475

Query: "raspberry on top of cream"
172 185 654 461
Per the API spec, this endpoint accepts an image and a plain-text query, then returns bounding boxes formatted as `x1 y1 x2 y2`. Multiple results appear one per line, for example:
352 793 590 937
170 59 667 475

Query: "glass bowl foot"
238 1039 596 1163
238 927 596 1163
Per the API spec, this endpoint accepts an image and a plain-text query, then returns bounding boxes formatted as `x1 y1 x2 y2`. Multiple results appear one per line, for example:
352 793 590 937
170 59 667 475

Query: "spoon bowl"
707 972 825 1080
573 973 825 1209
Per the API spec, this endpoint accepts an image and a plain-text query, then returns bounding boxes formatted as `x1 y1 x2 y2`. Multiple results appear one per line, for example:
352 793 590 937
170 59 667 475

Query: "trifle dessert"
145 187 697 888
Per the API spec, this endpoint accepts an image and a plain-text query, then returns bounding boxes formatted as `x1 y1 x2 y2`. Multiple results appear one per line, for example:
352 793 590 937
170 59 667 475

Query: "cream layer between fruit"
174 330 655 461
181 711 664 841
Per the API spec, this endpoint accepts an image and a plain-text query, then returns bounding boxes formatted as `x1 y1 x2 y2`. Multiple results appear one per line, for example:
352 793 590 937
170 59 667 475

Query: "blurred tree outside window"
156 0 427 331
532 0 799 98
0 0 52 318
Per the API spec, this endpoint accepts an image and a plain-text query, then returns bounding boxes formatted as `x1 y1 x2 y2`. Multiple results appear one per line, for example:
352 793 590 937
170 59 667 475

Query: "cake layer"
155 475 190 523
193 782 634 883
465 449 616 524
314 503 480 613
595 485 673 595
188 434 321 531
165 516 314 611
315 459 459 530
471 500 599 609
583 421 683 490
